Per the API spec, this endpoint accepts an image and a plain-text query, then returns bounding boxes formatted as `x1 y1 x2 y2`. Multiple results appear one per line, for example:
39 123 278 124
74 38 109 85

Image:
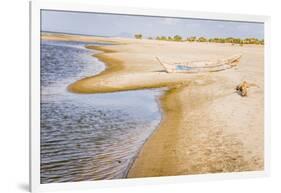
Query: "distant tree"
148 37 153 40
173 35 182 41
187 36 197 42
217 38 225 43
151 35 262 45
242 38 260 44
134 34 143 39
233 38 242 44
207 37 262 45
242 38 250 44
225 37 234 43
197 37 208 42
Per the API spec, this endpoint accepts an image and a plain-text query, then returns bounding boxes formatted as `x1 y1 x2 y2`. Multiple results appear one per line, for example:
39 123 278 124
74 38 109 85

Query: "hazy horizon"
41 10 264 39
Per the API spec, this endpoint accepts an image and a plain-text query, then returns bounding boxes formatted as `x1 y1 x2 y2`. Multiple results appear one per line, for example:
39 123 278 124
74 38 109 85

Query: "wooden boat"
156 54 242 73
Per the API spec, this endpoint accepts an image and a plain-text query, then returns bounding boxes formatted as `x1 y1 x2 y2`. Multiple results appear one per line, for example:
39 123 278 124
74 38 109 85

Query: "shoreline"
69 43 182 177
68 44 189 93
127 86 184 177
73 43 177 178
125 86 183 178
67 46 126 93
42 33 264 177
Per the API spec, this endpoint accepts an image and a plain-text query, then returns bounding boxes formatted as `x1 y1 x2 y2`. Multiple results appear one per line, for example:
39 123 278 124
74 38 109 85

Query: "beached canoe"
156 54 242 73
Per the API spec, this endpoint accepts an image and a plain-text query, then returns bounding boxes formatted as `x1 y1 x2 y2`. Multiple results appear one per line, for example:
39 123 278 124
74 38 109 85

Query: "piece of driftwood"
156 54 242 73
236 81 250 96
236 81 259 97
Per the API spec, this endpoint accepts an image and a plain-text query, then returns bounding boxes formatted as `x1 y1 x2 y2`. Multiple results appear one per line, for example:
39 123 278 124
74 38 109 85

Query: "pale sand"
42 33 264 177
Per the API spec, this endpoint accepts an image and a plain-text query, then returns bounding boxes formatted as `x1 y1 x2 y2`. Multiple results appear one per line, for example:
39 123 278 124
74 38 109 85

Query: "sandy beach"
42 33 264 177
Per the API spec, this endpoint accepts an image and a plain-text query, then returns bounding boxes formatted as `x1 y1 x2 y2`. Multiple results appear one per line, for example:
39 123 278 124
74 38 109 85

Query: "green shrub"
197 37 208 42
134 34 142 39
173 35 182 41
187 36 197 42
148 35 263 45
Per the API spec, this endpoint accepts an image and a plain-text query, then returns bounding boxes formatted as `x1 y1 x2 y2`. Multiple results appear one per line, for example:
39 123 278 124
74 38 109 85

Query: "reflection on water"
40 40 162 183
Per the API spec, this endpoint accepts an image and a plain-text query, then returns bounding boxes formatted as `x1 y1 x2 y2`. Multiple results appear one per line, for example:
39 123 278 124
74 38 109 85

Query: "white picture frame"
30 0 271 192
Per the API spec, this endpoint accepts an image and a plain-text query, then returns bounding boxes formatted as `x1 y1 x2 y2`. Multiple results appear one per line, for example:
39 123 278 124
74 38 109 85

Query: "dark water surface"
40 40 162 183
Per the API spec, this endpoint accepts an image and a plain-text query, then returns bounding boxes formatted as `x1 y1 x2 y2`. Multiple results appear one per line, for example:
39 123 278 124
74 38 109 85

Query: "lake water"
40 40 162 183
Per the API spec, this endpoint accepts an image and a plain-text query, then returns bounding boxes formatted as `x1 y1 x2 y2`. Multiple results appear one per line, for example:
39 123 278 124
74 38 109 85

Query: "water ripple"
40 40 162 183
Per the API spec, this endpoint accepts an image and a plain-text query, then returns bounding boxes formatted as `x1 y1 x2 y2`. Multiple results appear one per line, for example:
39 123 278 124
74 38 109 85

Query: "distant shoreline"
42 31 264 45
42 31 115 39
42 33 264 177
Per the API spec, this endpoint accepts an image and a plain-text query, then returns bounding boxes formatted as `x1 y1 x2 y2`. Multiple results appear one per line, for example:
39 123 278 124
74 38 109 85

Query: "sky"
41 10 264 39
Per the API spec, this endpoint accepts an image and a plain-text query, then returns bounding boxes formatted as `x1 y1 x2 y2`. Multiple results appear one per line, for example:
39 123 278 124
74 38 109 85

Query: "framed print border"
30 0 271 192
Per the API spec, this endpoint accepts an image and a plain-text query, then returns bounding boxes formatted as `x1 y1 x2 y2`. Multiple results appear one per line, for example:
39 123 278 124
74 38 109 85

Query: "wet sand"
42 33 264 177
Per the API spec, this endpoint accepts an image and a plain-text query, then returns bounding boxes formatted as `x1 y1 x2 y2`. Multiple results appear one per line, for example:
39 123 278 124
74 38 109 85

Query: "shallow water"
40 40 162 183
